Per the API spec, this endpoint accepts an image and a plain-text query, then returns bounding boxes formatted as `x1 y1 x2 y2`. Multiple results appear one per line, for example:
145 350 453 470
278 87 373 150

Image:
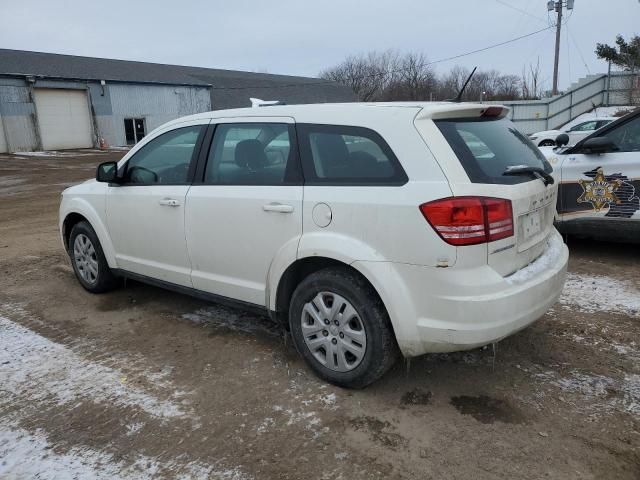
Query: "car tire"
68 221 119 293
289 267 399 388
538 139 555 147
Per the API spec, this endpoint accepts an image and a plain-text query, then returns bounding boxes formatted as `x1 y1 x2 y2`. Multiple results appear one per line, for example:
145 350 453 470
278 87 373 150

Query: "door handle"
159 198 181 207
263 203 294 213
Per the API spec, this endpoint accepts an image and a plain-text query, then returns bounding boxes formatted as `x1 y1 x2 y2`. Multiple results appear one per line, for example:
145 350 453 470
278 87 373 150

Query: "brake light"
419 197 513 246
481 106 505 117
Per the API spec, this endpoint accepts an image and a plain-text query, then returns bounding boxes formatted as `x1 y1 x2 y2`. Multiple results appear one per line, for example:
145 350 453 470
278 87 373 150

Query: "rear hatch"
415 105 557 276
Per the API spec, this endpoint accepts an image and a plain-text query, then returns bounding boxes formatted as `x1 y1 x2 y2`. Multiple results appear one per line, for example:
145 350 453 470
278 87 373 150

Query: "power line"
567 25 591 74
209 26 554 91
566 23 572 85
493 0 547 23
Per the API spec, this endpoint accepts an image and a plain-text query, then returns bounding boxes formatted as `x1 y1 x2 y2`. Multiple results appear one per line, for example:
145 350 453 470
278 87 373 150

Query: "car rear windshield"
435 118 552 184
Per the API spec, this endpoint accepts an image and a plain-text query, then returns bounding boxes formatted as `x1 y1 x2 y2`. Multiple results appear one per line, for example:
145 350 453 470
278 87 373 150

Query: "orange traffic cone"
99 137 108 149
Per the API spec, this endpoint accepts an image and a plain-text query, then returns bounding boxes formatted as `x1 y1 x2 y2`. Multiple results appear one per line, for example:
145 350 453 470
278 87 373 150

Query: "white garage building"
0 49 355 153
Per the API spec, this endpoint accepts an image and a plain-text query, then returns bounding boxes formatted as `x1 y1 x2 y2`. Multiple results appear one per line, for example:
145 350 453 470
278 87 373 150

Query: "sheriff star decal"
577 167 622 211
577 167 640 217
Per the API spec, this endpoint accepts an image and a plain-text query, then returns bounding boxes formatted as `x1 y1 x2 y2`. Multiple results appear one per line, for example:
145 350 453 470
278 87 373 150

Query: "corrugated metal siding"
1 115 38 152
108 84 210 145
0 114 7 153
0 82 39 151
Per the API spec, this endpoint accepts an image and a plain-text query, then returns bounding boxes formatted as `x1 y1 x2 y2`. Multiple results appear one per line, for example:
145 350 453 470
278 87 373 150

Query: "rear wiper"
503 165 554 186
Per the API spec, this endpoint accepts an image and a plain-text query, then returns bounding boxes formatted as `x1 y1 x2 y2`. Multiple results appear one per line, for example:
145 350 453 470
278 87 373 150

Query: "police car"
542 108 640 242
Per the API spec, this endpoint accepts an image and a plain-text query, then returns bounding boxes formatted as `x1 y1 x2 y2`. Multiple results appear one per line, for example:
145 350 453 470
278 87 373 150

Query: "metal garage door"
0 114 7 153
34 89 94 150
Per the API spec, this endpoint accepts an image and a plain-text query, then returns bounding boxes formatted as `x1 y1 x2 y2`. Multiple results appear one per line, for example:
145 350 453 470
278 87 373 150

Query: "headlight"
529 136 538 141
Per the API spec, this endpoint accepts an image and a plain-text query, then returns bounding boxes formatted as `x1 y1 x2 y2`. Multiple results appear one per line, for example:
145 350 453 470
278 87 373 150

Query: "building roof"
0 49 355 109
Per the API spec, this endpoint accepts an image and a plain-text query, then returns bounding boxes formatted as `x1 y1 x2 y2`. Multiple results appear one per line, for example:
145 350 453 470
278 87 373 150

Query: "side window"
205 123 300 185
124 126 203 184
298 124 407 185
602 115 640 152
571 121 598 132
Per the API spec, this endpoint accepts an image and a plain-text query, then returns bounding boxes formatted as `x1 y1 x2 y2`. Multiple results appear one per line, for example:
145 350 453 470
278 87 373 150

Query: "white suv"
59 102 568 387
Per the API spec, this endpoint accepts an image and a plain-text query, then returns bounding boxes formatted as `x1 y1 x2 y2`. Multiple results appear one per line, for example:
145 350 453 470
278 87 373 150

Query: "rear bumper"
353 230 568 357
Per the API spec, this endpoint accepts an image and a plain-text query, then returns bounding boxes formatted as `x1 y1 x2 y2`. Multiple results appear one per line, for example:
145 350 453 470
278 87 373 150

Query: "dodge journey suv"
59 102 568 388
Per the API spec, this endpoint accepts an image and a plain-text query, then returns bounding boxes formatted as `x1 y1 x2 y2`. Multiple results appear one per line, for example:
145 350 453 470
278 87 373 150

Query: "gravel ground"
0 151 638 479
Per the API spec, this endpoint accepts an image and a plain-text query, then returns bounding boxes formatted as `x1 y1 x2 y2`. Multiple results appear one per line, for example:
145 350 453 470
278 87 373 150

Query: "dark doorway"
124 118 145 145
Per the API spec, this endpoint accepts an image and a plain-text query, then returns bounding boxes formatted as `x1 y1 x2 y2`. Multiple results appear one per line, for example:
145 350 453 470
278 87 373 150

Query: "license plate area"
517 203 553 252
523 210 542 237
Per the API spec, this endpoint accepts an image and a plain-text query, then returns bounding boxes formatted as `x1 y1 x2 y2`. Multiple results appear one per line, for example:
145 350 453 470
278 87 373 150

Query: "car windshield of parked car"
436 117 552 184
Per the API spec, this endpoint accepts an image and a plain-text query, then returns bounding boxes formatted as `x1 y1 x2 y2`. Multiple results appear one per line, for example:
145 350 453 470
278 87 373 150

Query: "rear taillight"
481 106 506 118
419 197 513 246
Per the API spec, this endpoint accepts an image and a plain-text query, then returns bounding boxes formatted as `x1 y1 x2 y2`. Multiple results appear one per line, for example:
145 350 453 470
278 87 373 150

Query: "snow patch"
562 106 636 129
319 393 337 409
0 315 187 419
13 150 107 157
534 370 640 418
559 273 640 316
256 417 275 434
505 233 565 285
0 421 252 480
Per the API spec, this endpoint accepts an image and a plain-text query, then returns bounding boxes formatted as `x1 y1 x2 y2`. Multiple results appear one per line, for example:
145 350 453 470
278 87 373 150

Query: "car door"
185 117 303 306
106 120 208 286
558 113 640 223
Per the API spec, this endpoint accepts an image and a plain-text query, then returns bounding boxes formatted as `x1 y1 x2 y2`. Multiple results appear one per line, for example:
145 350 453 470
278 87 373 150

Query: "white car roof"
575 116 617 122
164 102 507 127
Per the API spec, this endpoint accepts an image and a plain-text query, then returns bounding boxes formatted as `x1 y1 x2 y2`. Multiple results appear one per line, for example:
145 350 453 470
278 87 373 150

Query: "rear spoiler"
416 104 510 121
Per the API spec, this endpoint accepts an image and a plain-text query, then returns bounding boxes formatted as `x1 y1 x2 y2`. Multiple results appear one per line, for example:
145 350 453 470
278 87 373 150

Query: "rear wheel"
69 221 119 293
538 139 555 147
289 267 399 388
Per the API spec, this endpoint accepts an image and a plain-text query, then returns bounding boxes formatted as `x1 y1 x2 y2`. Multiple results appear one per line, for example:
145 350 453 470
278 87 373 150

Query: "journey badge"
577 167 622 212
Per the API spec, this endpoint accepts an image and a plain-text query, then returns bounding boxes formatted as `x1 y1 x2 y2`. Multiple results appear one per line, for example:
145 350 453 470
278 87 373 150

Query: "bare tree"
521 59 543 99
321 50 532 102
438 65 470 100
320 50 401 101
383 52 437 101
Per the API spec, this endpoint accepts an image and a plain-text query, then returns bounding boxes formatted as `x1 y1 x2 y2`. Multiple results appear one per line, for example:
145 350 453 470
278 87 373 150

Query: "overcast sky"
0 0 637 90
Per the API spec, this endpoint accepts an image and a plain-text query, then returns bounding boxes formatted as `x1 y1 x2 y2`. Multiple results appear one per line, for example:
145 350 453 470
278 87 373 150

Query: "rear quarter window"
435 118 552 185
297 124 407 185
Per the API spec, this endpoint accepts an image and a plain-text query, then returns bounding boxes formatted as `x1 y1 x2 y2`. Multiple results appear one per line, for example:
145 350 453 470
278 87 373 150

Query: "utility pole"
548 0 574 96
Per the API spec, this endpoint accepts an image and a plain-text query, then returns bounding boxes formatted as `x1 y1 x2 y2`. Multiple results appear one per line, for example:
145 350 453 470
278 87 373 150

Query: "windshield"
435 118 552 185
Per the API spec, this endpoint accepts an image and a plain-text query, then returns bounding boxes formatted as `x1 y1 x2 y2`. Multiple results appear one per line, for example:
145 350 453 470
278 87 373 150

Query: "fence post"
569 90 573 121
606 61 611 106
546 101 550 130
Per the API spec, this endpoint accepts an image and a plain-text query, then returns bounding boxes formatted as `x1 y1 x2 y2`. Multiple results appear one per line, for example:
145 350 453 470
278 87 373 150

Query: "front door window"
123 126 203 184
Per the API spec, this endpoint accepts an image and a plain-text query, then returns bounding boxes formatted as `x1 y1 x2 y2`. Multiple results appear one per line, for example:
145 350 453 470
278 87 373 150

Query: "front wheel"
288 267 399 388
538 139 555 147
69 221 119 293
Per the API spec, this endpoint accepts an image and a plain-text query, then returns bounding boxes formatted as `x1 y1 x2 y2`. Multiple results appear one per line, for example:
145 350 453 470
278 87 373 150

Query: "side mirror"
96 161 118 183
580 136 616 154
555 133 570 147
